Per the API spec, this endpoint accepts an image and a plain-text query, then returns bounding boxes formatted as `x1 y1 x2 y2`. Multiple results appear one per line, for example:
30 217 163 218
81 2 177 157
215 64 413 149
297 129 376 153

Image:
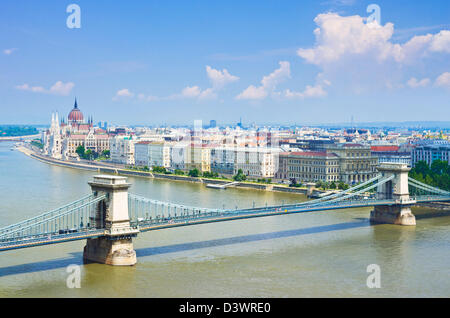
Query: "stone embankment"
17 146 311 195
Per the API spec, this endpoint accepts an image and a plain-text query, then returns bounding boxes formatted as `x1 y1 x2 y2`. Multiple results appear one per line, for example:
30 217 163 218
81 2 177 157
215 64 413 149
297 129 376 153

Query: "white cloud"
284 75 330 99
49 81 75 96
112 88 135 101
236 85 268 100
236 61 291 100
407 77 430 88
198 88 217 100
429 30 450 53
435 72 450 88
3 48 17 55
15 81 74 96
297 13 450 66
181 86 201 98
294 12 450 95
117 88 133 97
116 66 238 102
206 66 239 89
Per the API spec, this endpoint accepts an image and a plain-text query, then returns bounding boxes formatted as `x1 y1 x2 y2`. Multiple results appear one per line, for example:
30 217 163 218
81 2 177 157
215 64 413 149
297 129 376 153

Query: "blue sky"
0 0 449 126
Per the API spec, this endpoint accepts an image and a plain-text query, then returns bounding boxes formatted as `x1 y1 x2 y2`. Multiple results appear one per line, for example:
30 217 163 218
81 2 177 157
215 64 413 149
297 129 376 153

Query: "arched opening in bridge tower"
384 180 393 199
91 200 106 229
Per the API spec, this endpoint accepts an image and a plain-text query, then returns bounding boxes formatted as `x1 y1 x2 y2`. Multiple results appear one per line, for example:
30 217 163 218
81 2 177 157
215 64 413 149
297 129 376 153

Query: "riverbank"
0 134 41 141
16 146 450 210
416 202 450 210
17 146 310 195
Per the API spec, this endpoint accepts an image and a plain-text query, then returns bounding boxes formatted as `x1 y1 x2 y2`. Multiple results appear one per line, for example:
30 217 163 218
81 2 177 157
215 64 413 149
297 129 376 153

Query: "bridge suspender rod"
408 181 448 195
308 175 395 207
292 174 382 206
128 194 222 215
288 174 382 208
0 193 95 234
238 174 383 212
408 177 449 195
0 195 106 239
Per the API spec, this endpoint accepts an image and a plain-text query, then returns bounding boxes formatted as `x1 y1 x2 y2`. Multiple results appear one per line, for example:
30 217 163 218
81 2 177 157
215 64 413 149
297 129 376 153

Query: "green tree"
188 168 200 178
85 149 93 160
174 169 184 175
76 145 86 159
152 166 167 173
101 150 110 158
233 169 246 181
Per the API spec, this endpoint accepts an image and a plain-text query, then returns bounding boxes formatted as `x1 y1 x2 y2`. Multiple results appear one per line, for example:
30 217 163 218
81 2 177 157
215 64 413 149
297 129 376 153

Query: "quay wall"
19 147 314 196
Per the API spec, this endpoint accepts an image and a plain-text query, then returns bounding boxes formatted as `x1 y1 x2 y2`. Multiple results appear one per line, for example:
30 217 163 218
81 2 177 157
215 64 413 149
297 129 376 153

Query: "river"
0 141 449 297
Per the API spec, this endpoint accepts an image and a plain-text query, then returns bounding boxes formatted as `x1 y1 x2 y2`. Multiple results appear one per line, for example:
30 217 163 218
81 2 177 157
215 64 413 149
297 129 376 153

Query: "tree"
85 149 93 160
188 168 200 178
174 169 184 175
76 145 85 158
233 169 246 181
152 166 167 174
101 150 110 158
410 160 450 191
330 181 337 189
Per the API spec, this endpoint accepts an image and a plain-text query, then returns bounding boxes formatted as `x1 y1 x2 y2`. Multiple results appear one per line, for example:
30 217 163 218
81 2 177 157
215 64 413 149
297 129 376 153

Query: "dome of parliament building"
68 98 84 123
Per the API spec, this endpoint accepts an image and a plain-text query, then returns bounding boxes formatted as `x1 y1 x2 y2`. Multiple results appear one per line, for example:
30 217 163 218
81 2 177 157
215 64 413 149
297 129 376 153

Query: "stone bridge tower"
370 163 416 226
83 175 139 265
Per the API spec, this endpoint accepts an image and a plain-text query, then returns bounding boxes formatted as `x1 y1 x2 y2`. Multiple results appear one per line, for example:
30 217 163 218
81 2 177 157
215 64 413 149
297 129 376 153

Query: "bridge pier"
370 205 416 226
83 175 139 266
370 163 416 226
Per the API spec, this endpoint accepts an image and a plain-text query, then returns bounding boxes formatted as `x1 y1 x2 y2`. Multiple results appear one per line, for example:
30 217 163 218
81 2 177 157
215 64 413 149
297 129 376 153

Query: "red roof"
371 145 399 152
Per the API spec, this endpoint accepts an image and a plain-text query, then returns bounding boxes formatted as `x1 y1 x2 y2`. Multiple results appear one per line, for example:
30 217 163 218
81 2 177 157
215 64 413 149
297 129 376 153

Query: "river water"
0 141 449 297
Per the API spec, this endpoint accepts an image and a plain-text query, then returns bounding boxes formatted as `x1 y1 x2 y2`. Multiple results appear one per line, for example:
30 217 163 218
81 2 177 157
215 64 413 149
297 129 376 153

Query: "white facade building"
110 136 136 165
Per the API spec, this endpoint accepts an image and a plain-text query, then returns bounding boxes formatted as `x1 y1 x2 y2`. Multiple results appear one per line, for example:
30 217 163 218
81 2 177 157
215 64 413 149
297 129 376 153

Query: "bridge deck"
3 195 448 252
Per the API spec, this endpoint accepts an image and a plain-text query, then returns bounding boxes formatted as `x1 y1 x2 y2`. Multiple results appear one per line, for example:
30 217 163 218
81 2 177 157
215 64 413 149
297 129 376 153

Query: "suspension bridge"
0 163 449 265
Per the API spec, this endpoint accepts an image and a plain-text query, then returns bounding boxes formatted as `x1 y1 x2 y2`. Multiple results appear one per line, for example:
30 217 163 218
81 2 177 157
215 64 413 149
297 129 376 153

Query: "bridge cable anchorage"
408 177 450 195
0 195 107 242
0 193 95 235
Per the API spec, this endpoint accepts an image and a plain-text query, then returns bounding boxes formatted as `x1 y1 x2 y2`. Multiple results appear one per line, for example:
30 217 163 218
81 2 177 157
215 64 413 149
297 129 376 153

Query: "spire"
74 97 78 109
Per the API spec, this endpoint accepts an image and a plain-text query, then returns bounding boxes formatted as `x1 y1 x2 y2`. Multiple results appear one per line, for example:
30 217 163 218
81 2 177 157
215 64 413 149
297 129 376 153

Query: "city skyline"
1 0 449 125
